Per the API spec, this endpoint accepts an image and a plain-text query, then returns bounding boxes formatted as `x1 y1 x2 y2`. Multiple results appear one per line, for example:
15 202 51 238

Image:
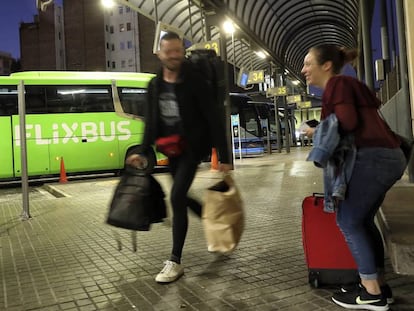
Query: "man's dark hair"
160 31 181 42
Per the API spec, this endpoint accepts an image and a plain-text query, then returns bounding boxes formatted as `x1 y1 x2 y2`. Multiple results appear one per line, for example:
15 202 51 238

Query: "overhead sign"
247 70 265 84
297 101 312 109
187 39 220 56
286 94 301 103
266 86 287 97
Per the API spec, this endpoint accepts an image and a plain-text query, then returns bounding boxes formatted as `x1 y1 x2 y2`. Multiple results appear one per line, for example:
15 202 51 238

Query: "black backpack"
186 49 225 109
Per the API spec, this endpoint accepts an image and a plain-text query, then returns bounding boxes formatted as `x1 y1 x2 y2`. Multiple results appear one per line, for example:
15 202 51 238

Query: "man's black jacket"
141 60 230 164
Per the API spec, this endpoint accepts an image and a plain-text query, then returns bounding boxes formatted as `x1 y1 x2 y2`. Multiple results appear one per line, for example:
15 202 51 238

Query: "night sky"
0 0 64 59
0 0 38 59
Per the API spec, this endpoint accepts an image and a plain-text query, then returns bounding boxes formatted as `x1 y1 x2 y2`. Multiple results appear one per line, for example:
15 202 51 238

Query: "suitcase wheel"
308 272 319 288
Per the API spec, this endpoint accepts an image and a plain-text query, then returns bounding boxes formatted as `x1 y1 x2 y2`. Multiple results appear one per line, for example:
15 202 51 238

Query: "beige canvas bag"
202 174 244 253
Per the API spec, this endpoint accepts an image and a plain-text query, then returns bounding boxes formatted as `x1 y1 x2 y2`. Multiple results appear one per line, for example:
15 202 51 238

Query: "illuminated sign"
297 101 312 108
247 70 265 84
266 86 287 97
188 40 220 56
286 94 302 103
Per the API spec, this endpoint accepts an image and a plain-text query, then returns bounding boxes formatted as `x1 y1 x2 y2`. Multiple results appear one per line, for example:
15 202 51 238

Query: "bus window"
118 87 147 117
0 86 18 115
45 85 114 113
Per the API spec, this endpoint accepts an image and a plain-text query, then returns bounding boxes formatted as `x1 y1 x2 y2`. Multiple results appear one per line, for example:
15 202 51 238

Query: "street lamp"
101 0 115 8
223 20 237 83
223 20 235 35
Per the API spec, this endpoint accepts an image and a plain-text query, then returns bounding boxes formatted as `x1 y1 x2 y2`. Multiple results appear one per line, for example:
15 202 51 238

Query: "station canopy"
122 0 364 83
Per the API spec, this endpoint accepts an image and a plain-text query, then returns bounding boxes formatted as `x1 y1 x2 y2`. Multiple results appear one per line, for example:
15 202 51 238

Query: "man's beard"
164 59 181 72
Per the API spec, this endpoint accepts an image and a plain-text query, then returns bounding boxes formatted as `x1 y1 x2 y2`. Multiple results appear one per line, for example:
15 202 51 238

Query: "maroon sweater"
321 75 400 148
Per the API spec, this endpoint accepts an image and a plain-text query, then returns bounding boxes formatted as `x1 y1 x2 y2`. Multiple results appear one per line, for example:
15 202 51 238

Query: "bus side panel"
12 116 51 177
0 117 14 178
46 113 143 173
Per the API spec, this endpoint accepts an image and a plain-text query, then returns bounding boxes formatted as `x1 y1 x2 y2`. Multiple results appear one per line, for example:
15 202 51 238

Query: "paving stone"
1 149 414 310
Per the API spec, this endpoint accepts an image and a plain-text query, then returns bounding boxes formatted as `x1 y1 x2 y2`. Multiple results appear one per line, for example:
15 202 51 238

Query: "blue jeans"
336 147 406 280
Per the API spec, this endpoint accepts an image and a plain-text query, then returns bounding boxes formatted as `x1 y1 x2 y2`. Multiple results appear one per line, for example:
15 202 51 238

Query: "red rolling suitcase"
302 193 359 288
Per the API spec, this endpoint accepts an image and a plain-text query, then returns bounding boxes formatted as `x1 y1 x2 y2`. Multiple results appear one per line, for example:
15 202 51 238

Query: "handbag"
202 174 244 253
106 165 166 231
377 110 414 163
395 133 414 163
155 134 186 157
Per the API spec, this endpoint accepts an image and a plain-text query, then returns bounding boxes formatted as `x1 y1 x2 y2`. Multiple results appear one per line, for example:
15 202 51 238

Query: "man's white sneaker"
155 260 184 283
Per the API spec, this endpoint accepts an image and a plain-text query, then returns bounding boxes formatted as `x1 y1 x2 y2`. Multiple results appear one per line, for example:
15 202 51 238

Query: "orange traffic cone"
59 157 68 183
210 148 219 171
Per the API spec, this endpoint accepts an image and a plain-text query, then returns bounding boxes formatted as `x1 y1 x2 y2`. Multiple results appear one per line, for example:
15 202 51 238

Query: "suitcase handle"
312 193 324 197
312 193 324 206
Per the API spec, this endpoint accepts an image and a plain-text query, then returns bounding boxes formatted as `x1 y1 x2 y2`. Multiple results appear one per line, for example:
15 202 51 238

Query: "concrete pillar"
403 0 414 135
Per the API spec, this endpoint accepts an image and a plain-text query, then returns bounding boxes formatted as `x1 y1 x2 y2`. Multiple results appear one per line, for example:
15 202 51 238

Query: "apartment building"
20 3 65 70
0 51 13 75
20 0 158 73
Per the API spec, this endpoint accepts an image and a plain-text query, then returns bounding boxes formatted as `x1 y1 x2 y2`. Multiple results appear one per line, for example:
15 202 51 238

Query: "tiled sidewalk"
1 148 414 310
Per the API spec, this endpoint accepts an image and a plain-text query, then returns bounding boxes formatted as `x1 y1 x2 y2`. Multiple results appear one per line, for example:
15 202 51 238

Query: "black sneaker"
340 283 394 304
332 285 389 311
380 284 394 304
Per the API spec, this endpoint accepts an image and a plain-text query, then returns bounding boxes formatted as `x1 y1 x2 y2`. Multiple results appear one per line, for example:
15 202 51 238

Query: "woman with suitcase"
301 45 406 311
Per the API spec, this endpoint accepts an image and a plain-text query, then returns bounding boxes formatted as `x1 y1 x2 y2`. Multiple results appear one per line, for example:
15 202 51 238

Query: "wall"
404 0 414 134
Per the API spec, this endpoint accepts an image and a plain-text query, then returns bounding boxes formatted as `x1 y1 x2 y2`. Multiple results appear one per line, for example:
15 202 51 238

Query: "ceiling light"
101 0 115 8
255 51 266 59
223 20 235 34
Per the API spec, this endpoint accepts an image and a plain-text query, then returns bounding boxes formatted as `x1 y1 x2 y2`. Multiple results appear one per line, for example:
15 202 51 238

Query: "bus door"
0 84 15 177
12 114 51 177
0 116 13 178
12 86 53 177
230 95 264 156
254 103 277 150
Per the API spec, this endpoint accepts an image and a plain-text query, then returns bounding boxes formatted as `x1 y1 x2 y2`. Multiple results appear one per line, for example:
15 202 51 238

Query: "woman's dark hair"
310 45 358 74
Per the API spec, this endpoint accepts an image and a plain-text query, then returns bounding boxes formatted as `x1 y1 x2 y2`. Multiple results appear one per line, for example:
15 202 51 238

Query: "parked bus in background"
230 93 297 154
253 101 297 149
230 93 265 156
0 71 167 181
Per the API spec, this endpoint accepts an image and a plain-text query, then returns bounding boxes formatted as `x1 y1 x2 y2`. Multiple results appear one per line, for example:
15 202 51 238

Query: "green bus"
0 71 164 180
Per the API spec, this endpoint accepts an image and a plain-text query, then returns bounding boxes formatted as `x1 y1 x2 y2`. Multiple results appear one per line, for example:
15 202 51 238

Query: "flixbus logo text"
14 121 132 146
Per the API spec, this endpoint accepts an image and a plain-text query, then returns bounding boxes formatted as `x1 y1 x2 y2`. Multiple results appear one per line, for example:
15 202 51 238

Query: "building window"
105 25 109 32
111 44 115 51
112 61 116 69
128 59 133 67
109 25 114 34
126 22 131 31
107 61 110 68
127 41 132 49
120 42 125 50
106 42 109 49
126 6 131 13
121 60 126 68
119 24 125 32
119 6 123 14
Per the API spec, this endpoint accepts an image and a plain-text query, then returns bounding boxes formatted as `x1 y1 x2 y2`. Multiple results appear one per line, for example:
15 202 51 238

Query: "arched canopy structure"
106 0 363 82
